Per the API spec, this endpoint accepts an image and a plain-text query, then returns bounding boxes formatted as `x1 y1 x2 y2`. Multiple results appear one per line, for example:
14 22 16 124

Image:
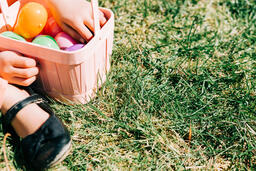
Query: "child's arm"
0 51 39 86
45 0 107 43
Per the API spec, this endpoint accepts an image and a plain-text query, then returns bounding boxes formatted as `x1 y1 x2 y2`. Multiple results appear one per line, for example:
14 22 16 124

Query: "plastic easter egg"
65 44 85 51
14 2 48 39
44 17 63 37
32 35 60 50
19 0 51 16
0 31 26 41
55 32 78 50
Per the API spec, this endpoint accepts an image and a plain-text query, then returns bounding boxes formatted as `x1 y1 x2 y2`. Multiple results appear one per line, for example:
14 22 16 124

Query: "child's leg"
0 78 8 108
0 78 71 169
1 82 49 138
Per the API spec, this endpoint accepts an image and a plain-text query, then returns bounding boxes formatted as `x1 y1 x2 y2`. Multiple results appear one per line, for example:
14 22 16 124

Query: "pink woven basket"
0 0 114 104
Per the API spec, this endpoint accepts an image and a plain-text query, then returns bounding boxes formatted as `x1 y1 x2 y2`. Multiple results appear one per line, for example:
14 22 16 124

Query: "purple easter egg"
65 44 85 51
55 32 78 50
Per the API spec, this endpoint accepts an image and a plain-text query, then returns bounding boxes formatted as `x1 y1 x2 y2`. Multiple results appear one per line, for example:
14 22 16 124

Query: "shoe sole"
48 139 72 168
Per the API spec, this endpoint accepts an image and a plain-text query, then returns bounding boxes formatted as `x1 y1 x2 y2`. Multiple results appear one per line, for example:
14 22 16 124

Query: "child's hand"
46 0 107 43
0 51 39 86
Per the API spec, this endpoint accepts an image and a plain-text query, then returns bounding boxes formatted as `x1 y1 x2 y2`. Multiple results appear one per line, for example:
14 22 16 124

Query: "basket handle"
91 0 100 36
0 0 9 30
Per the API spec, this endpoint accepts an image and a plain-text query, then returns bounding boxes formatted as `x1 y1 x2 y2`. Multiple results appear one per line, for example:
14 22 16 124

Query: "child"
0 0 107 169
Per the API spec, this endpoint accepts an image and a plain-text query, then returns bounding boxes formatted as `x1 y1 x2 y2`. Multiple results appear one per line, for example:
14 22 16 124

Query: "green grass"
1 0 256 170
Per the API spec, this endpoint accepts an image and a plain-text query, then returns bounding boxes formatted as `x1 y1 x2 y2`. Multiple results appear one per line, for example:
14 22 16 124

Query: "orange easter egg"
19 0 51 16
14 2 48 39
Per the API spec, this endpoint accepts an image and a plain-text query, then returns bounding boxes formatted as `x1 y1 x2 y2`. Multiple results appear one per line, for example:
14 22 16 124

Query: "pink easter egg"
54 32 77 50
65 44 85 51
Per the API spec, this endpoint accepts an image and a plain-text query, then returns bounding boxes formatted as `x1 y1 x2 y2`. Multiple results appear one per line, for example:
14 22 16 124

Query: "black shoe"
2 93 71 170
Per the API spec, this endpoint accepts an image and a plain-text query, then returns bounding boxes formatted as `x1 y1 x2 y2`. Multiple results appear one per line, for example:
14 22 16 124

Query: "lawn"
1 0 256 170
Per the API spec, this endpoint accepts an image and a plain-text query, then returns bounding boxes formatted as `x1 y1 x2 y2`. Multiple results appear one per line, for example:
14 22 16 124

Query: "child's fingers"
87 11 106 29
72 22 93 42
11 67 39 78
84 18 94 33
0 51 36 68
10 55 37 68
61 23 85 43
8 76 37 86
99 10 107 27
